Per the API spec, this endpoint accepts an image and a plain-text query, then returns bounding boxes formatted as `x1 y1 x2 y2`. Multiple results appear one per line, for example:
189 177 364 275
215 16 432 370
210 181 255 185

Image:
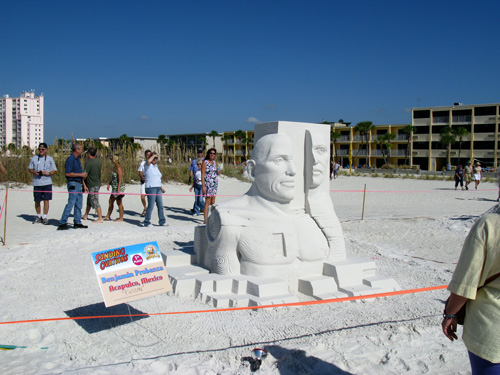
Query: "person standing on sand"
201 148 219 224
442 212 500 374
189 148 204 213
138 149 152 217
143 152 166 227
28 142 57 225
473 162 482 190
189 157 205 216
82 147 103 223
454 165 464 190
464 161 473 190
104 154 125 222
58 143 88 230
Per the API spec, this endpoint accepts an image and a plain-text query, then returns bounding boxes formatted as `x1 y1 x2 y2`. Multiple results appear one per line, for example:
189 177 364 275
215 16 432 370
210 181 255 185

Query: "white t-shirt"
144 163 162 188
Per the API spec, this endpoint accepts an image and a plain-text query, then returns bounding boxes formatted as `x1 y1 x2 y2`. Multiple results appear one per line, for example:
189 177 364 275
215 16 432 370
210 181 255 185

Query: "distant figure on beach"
189 148 204 214
334 161 340 179
201 148 219 224
143 152 166 227
473 162 482 190
82 147 103 223
138 149 152 217
58 143 88 230
464 161 473 190
454 165 464 190
104 154 125 222
189 157 205 217
29 142 57 225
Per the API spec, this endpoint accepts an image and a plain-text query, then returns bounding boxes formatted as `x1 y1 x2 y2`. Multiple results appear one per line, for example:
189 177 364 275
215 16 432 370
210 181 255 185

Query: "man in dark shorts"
28 142 57 224
82 147 103 223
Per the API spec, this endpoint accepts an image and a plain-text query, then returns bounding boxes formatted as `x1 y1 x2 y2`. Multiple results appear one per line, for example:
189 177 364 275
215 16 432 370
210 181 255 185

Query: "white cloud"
246 116 260 123
139 115 150 120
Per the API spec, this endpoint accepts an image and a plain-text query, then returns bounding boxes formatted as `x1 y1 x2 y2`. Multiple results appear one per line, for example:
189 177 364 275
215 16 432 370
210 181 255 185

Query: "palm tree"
439 127 457 168
208 130 219 148
199 136 208 149
376 132 396 165
401 125 416 166
221 134 232 164
331 130 341 160
354 121 375 167
157 134 168 155
453 127 470 166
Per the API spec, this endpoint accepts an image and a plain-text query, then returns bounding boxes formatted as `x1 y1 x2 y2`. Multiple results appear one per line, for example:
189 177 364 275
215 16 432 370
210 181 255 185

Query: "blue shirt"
65 153 83 182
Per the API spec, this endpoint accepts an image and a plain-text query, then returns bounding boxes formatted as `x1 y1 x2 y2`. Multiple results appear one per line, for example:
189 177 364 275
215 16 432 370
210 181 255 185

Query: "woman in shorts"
104 154 125 221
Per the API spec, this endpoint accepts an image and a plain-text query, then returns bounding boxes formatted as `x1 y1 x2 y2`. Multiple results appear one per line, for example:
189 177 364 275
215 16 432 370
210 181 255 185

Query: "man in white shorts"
138 149 152 217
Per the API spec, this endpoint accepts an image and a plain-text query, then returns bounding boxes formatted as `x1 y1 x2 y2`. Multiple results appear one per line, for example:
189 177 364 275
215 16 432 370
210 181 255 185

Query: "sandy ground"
0 175 498 374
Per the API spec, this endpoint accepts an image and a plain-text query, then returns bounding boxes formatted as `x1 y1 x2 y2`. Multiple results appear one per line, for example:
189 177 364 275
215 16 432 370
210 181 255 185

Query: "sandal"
140 210 147 217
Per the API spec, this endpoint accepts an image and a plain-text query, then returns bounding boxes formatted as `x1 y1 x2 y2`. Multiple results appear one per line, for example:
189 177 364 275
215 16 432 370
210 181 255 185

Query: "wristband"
443 313 457 319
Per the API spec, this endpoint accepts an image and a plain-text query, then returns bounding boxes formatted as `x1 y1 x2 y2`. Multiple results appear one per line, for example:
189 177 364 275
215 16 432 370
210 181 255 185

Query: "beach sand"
0 175 498 374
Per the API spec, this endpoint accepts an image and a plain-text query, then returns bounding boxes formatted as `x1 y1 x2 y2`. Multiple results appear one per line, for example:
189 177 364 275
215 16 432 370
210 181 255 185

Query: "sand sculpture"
164 122 400 307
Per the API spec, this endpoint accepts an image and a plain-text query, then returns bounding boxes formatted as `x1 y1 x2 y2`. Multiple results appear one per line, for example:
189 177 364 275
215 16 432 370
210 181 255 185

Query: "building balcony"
353 149 368 155
413 119 430 126
335 149 349 156
473 133 495 141
413 134 430 142
413 150 430 157
474 115 499 125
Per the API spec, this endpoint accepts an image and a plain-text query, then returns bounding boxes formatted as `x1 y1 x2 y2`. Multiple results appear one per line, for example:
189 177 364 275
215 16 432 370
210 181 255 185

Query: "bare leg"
94 207 104 223
43 200 49 215
203 196 215 224
104 196 115 220
82 204 91 220
35 201 41 215
141 194 147 216
114 198 124 222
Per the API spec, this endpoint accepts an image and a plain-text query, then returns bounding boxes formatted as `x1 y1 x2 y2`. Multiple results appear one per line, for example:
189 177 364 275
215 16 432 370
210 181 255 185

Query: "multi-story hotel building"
0 90 44 149
331 123 411 168
412 103 499 171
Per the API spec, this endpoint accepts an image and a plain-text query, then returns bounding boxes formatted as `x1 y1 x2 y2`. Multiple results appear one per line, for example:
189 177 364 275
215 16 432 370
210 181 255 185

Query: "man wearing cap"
189 148 204 213
464 161 473 190
28 142 57 224
58 143 88 230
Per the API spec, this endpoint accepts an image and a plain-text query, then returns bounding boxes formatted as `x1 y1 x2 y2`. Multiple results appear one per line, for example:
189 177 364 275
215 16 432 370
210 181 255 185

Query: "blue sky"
2 0 499 144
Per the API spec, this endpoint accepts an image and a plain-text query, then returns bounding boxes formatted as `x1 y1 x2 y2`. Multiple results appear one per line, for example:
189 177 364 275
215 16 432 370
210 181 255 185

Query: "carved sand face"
253 135 296 203
308 131 329 188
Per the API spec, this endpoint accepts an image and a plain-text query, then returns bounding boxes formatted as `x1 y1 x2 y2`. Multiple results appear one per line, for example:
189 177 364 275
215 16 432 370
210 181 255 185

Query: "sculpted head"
306 130 329 188
248 134 296 203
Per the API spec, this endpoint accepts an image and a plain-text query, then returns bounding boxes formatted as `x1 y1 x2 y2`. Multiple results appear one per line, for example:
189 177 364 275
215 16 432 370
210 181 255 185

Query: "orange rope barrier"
0 285 448 326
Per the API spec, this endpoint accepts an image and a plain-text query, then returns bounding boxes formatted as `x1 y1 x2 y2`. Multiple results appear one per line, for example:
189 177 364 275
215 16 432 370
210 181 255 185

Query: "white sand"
0 175 498 374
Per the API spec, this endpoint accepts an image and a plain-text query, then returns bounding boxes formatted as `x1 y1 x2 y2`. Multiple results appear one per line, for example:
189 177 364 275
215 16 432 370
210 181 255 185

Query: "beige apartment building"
331 123 411 168
412 103 499 171
221 130 254 165
0 91 44 149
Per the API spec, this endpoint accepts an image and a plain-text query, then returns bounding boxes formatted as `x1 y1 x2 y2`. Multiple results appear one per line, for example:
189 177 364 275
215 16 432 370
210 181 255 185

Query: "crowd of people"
25 142 220 229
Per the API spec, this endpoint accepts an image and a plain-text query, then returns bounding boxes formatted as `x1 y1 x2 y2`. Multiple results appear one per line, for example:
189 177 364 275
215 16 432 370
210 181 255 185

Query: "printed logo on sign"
144 244 160 260
132 254 143 266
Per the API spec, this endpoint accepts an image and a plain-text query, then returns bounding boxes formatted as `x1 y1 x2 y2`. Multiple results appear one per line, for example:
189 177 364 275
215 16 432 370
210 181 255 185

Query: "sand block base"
165 250 400 307
163 248 195 267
